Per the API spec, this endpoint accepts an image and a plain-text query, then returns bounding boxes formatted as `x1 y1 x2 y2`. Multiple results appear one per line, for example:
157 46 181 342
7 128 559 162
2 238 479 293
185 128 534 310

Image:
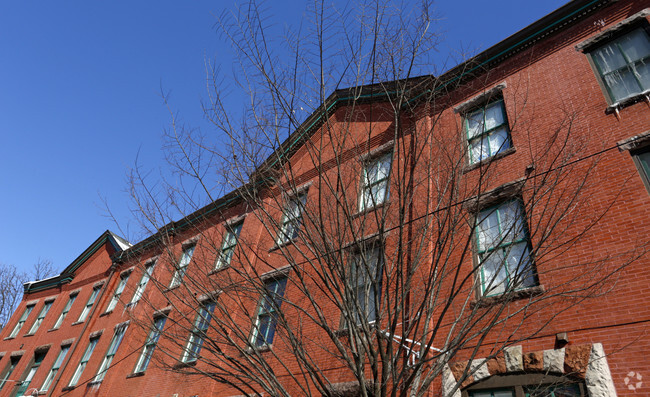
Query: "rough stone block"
543 348 565 373
504 345 523 372
564 344 591 378
585 343 617 397
523 351 544 371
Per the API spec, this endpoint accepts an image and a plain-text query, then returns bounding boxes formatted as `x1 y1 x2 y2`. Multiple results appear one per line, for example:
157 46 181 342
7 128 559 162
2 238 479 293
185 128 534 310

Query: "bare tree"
120 1 644 396
0 259 57 330
0 264 26 330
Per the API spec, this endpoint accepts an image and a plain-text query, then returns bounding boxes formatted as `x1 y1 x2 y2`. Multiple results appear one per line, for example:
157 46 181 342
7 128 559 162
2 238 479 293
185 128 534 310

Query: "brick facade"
1 1 650 396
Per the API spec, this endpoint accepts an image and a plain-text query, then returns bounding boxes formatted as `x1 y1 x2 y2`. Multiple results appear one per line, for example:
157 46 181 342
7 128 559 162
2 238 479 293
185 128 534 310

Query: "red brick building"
1 0 649 396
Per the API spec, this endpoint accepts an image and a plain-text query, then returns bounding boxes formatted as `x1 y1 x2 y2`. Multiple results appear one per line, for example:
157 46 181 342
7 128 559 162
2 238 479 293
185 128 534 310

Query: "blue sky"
0 1 566 277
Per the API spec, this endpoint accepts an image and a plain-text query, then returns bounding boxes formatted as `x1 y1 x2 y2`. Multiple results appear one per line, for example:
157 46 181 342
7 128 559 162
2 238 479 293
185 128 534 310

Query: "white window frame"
105 273 130 313
15 352 46 396
9 304 35 338
0 356 20 391
27 301 53 334
584 23 650 105
345 245 383 327
93 324 128 383
130 260 156 305
53 294 77 329
359 152 392 211
134 316 166 373
77 286 101 323
475 200 537 297
215 221 243 269
69 337 99 387
464 99 511 165
41 345 70 391
277 193 307 245
170 245 195 289
182 302 216 363
251 277 287 348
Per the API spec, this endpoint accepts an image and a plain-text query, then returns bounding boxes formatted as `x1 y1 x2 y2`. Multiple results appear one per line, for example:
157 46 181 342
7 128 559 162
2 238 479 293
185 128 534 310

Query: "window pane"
488 128 510 156
633 59 650 90
605 68 642 101
619 29 650 62
500 201 525 243
480 250 507 295
505 242 535 288
593 42 627 73
477 209 500 251
467 110 484 138
484 102 504 130
370 182 388 205
470 137 490 162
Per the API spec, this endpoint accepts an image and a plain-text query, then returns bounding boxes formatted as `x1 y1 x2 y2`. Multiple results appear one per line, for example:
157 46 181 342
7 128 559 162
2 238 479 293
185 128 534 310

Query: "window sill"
352 201 388 218
463 147 516 173
269 239 296 252
87 380 102 387
71 321 84 326
165 285 180 293
208 265 231 275
246 344 272 354
23 333 35 337
126 371 145 379
605 90 650 116
61 386 75 391
47 328 59 333
173 360 197 369
472 285 545 308
99 310 112 317
334 320 378 337
3 337 14 341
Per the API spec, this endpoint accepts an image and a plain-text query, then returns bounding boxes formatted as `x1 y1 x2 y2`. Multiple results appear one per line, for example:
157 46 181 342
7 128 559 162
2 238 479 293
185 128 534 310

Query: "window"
106 273 130 312
15 352 46 397
470 391 514 397
0 356 20 391
359 152 392 210
476 200 536 296
170 245 195 288
277 194 307 245
631 146 650 192
68 337 99 387
9 304 35 338
588 26 650 103
215 221 243 269
77 286 101 323
348 246 383 325
27 301 53 334
468 383 582 397
93 324 128 383
524 384 581 397
182 302 215 363
251 277 287 348
134 316 166 373
465 99 511 164
41 345 69 391
130 261 156 305
53 294 76 329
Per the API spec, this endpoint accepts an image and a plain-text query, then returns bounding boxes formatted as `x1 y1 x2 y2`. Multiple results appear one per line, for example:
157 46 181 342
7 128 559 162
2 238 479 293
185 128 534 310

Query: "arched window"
463 374 585 397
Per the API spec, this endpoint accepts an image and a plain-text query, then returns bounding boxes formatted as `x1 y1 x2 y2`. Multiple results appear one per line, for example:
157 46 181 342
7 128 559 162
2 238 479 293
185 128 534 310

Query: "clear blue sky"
0 1 566 277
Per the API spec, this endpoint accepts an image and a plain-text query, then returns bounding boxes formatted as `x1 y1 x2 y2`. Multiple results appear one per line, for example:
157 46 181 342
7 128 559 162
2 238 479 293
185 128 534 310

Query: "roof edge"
24 231 131 294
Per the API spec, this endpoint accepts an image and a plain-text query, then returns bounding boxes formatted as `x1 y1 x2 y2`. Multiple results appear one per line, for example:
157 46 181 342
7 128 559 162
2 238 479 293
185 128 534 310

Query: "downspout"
46 264 119 396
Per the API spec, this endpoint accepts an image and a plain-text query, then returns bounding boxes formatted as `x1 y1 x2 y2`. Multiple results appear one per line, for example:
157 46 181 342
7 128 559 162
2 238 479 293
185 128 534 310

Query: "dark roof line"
24 231 131 294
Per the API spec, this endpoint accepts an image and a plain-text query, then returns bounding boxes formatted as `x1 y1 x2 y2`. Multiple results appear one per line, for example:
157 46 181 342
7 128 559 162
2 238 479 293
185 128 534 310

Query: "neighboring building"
1 1 649 396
